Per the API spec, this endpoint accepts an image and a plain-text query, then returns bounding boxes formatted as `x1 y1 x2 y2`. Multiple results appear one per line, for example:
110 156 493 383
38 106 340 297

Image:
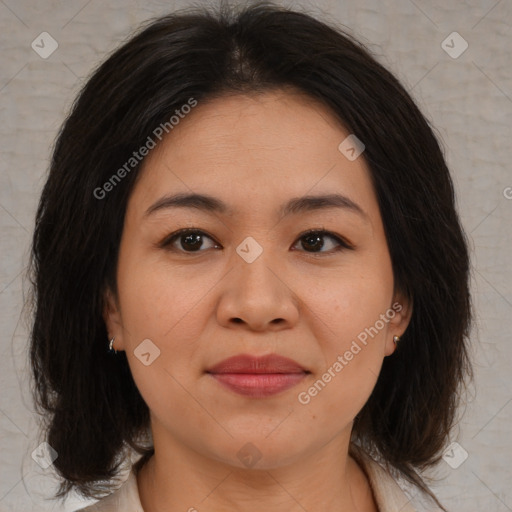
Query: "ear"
102 286 126 351
384 290 413 356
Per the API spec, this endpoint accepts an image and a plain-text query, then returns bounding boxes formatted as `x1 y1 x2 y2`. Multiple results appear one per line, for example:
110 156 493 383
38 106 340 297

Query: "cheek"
115 252 216 397
116 265 212 429
117 249 221 342
307 262 394 346
294 286 390 429
296 259 394 409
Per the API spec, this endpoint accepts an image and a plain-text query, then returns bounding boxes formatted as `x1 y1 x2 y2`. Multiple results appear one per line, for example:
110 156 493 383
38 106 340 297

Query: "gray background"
0 0 510 510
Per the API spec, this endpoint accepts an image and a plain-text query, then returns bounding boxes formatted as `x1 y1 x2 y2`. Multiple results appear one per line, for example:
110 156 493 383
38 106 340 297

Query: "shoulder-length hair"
28 2 472 510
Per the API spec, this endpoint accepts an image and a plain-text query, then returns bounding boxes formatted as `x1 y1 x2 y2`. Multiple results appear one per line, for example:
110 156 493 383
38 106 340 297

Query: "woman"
28 2 472 511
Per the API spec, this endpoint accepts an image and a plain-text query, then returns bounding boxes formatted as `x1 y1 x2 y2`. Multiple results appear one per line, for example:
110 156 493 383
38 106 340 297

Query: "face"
104 89 411 470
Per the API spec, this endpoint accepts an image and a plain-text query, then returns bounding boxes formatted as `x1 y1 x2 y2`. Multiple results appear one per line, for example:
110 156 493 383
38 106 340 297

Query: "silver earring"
393 335 400 346
109 336 117 353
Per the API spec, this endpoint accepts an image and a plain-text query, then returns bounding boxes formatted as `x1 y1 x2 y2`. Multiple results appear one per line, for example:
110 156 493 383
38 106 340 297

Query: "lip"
206 354 310 398
206 353 308 374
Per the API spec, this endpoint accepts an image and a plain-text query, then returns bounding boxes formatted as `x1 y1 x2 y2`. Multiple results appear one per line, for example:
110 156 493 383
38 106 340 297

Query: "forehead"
128 90 379 223
157 89 350 161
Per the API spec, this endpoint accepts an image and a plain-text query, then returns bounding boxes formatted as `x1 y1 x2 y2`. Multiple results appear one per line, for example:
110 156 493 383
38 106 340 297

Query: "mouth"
205 353 311 398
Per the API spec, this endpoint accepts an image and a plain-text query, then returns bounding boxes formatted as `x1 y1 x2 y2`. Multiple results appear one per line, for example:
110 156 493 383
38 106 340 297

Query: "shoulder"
351 444 440 512
74 469 144 512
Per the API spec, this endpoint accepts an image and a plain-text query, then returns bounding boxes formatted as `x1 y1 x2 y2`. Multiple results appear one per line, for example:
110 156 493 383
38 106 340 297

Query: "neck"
136 425 377 512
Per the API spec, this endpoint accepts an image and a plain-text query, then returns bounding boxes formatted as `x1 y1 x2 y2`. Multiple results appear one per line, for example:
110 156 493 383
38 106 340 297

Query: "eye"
292 229 354 254
159 229 219 253
159 228 354 255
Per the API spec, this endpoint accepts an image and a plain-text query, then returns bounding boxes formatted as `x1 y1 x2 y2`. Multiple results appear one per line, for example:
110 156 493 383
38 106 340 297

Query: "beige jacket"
75 451 435 512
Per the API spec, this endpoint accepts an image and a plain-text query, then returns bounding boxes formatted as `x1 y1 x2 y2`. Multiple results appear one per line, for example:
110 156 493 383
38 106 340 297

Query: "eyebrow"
144 192 368 220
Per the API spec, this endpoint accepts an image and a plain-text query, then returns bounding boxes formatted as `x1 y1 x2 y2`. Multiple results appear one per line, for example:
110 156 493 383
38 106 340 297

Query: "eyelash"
158 228 355 256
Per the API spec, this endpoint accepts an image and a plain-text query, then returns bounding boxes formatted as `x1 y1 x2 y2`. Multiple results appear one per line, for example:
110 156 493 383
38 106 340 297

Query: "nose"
216 250 300 332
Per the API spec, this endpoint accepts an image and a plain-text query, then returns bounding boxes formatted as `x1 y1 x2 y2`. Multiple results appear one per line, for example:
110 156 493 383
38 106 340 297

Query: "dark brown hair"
28 2 472 510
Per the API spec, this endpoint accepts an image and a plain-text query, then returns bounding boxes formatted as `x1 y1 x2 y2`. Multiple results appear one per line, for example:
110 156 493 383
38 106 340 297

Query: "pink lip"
206 354 309 398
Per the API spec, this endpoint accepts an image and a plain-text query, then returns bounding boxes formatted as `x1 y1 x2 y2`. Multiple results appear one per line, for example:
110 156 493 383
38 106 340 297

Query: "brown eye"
179 232 204 251
160 229 219 252
301 232 325 252
293 230 354 254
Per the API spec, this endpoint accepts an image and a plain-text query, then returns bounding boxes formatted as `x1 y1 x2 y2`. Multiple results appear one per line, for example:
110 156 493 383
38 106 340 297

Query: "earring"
109 336 117 353
393 335 400 346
